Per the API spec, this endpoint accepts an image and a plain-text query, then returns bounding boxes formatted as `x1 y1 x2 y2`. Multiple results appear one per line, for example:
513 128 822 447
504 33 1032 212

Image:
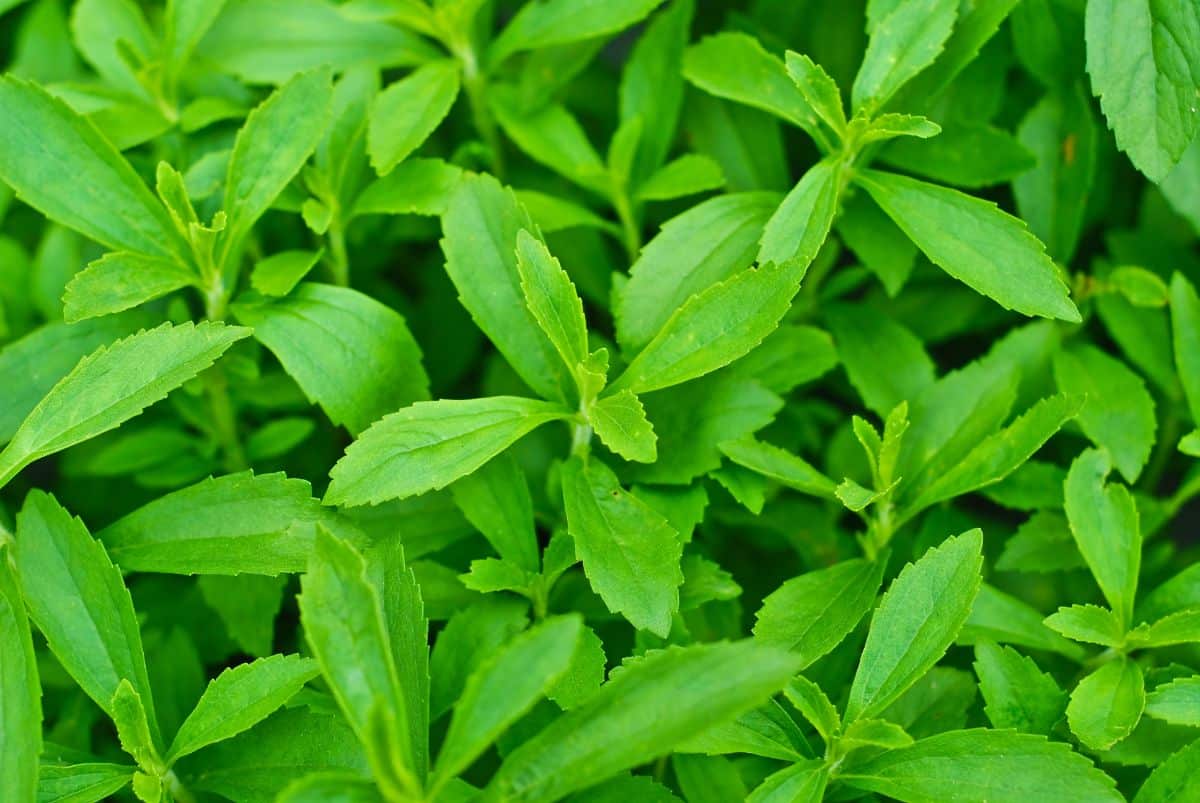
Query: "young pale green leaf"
846 530 984 722
1085 0 1200 182
757 157 842 270
561 456 683 636
840 718 914 753
0 320 247 491
754 558 886 668
1064 449 1141 626
784 51 845 134
616 192 779 352
0 542 40 802
718 437 836 498
489 0 664 64
611 260 804 394
1128 607 1200 648
167 654 320 763
220 69 333 251
0 76 187 259
430 600 529 719
856 113 943 144
353 158 464 218
906 393 1081 513
1170 273 1200 423
441 174 577 403
1043 604 1126 647
111 680 162 772
487 641 802 803
825 303 935 416
368 60 460 175
589 390 657 463
62 252 197 323
233 283 429 435
36 763 137 803
1067 658 1145 750
973 641 1066 735
434 616 582 785
682 33 819 133
514 229 589 375
784 677 841 742
99 471 337 575
450 453 540 572
1134 736 1200 803
250 250 322 297
1144 677 1200 726
1053 345 1156 482
14 491 160 746
634 154 724 202
299 529 416 789
855 169 1080 321
326 396 570 507
748 760 828 803
678 698 810 761
840 729 1123 802
852 0 958 112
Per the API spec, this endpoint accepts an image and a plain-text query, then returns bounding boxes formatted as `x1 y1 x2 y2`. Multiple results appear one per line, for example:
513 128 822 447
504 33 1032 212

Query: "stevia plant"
1 0 1200 802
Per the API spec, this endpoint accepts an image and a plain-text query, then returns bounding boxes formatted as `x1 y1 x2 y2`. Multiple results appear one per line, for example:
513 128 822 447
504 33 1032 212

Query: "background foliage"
1 0 1200 801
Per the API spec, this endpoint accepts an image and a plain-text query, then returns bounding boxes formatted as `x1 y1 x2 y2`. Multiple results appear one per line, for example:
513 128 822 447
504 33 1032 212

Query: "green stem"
613 189 641 264
328 210 350 287
203 368 248 473
570 421 592 459
164 770 198 803
459 46 504 179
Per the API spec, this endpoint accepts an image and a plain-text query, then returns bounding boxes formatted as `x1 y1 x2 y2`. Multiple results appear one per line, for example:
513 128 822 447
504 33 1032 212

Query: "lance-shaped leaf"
851 0 958 113
14 492 160 746
589 390 657 464
611 260 804 394
1170 272 1200 423
450 453 540 572
489 0 665 64
855 169 1079 322
1063 449 1140 627
749 760 828 803
99 472 337 575
846 530 984 722
0 321 249 488
754 558 886 669
0 541 40 802
327 396 570 507
487 640 802 803
785 52 845 134
434 616 582 785
515 229 589 376
167 654 320 763
718 437 836 498
1134 737 1200 803
0 75 186 259
973 640 1066 735
368 60 460 175
561 456 683 637
37 764 137 803
63 252 197 323
758 157 842 270
840 729 1123 802
1066 658 1145 751
1145 676 1200 726
233 283 429 435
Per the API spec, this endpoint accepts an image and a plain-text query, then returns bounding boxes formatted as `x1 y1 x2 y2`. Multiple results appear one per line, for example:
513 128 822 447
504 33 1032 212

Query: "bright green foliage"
3 1 1200 800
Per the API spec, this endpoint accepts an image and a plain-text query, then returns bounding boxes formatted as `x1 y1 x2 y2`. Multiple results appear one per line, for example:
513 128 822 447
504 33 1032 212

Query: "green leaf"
841 729 1123 802
0 541 40 802
611 261 804 394
1170 272 1200 424
1043 604 1126 647
589 390 657 463
856 113 943 144
748 760 828 803
449 453 540 572
673 755 747 803
430 600 529 719
1053 345 1156 482
825 303 935 416
963 584 1086 660
757 157 842 270
368 60 460 175
1067 658 1145 750
784 677 842 741
220 69 333 251
1134 736 1200 803
1129 607 1200 647
298 529 418 791
881 122 1037 189
198 575 288 657
972 640 1066 735
166 654 319 763
326 396 569 506
635 154 724 202
0 75 186 259
62 252 196 322
353 158 463 218
852 0 958 112
434 616 581 785
250 250 322 297
486 641 802 803
855 169 1080 321
489 0 665 64
233 283 428 435
677 699 809 760
846 530 984 722
840 718 914 752
1145 677 1200 726
718 437 836 498
561 456 683 636
1085 0 1200 181
784 51 846 134
440 173 576 403
99 471 336 575
490 90 608 195
36 763 137 803
754 558 886 668
514 229 589 377
0 320 248 489
616 192 779 353
1064 449 1141 626
14 491 160 746
683 33 818 133
111 680 162 771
